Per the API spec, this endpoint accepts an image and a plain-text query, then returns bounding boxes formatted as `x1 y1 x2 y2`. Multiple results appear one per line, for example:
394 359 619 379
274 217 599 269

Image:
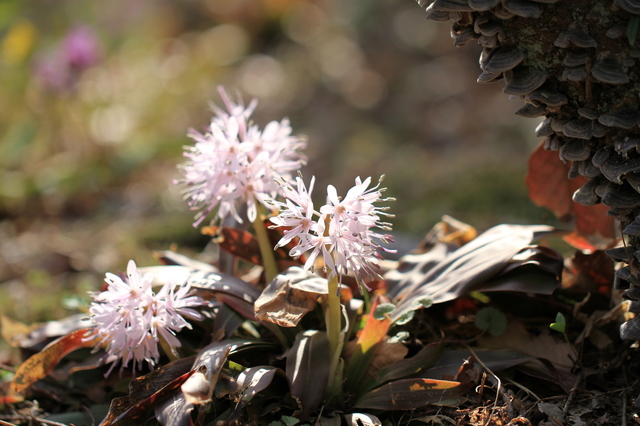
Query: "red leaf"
356 297 391 354
525 142 616 249
344 296 392 392
11 327 99 392
564 250 615 295
202 225 302 270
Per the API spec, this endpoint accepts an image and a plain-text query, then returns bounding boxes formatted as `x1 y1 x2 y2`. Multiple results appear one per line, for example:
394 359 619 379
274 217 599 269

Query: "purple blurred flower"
33 25 100 91
63 26 100 69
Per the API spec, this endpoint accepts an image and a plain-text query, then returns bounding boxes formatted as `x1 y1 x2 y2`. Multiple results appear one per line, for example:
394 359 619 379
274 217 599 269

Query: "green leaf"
373 303 396 320
392 297 432 325
394 310 415 326
628 15 640 47
550 312 566 333
475 307 507 337
361 342 444 393
282 416 302 426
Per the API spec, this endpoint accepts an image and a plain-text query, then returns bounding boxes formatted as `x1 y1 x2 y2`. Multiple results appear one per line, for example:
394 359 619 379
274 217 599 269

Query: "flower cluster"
270 175 395 289
87 260 207 375
177 86 307 227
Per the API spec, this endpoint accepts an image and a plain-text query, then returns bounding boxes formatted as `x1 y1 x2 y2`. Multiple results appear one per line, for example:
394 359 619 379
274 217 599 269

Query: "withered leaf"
254 267 329 327
11 327 99 393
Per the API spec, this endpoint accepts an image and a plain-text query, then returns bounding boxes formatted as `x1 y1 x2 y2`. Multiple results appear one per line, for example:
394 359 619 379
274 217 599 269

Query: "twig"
622 363 629 426
504 377 541 402
1 414 69 426
0 364 16 373
81 405 96 426
465 346 509 426
29 419 69 426
562 370 584 416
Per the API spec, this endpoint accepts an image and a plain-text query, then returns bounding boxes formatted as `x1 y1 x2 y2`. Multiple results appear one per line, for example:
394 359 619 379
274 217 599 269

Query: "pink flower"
33 25 100 91
87 260 207 376
63 26 100 69
177 86 307 226
270 176 395 289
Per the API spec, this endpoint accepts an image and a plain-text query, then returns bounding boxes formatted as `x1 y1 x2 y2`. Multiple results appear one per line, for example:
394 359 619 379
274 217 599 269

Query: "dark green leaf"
227 367 279 423
286 330 330 420
475 307 507 337
361 342 444 393
628 15 640 46
140 265 260 319
386 225 559 323
354 378 471 410
420 349 534 380
100 357 197 426
268 416 302 426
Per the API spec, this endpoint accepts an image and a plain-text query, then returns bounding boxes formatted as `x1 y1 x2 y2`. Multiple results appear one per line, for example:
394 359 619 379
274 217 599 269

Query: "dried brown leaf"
478 321 573 370
254 267 328 327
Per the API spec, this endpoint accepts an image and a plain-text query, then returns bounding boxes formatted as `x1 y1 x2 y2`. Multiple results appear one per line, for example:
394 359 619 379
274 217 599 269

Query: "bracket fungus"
416 0 640 340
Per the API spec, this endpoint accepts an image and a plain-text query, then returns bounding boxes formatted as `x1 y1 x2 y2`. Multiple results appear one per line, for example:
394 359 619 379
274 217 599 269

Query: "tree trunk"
417 0 640 337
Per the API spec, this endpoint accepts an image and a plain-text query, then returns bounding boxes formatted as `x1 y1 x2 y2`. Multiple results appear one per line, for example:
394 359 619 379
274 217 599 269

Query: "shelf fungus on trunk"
416 0 640 339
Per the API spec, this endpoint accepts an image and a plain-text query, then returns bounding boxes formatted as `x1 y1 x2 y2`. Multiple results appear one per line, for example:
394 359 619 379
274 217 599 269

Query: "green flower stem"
252 213 279 283
325 272 343 397
359 282 371 313
158 334 179 362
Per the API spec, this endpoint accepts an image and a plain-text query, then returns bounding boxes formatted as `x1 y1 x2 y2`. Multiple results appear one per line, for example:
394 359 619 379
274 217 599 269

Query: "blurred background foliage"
0 0 552 325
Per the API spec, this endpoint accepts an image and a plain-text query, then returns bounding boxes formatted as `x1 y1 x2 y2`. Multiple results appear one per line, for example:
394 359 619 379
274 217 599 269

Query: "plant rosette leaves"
1 314 95 350
286 330 330 420
139 264 260 320
386 224 561 324
353 378 471 410
343 296 394 393
99 357 197 426
360 342 444 394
